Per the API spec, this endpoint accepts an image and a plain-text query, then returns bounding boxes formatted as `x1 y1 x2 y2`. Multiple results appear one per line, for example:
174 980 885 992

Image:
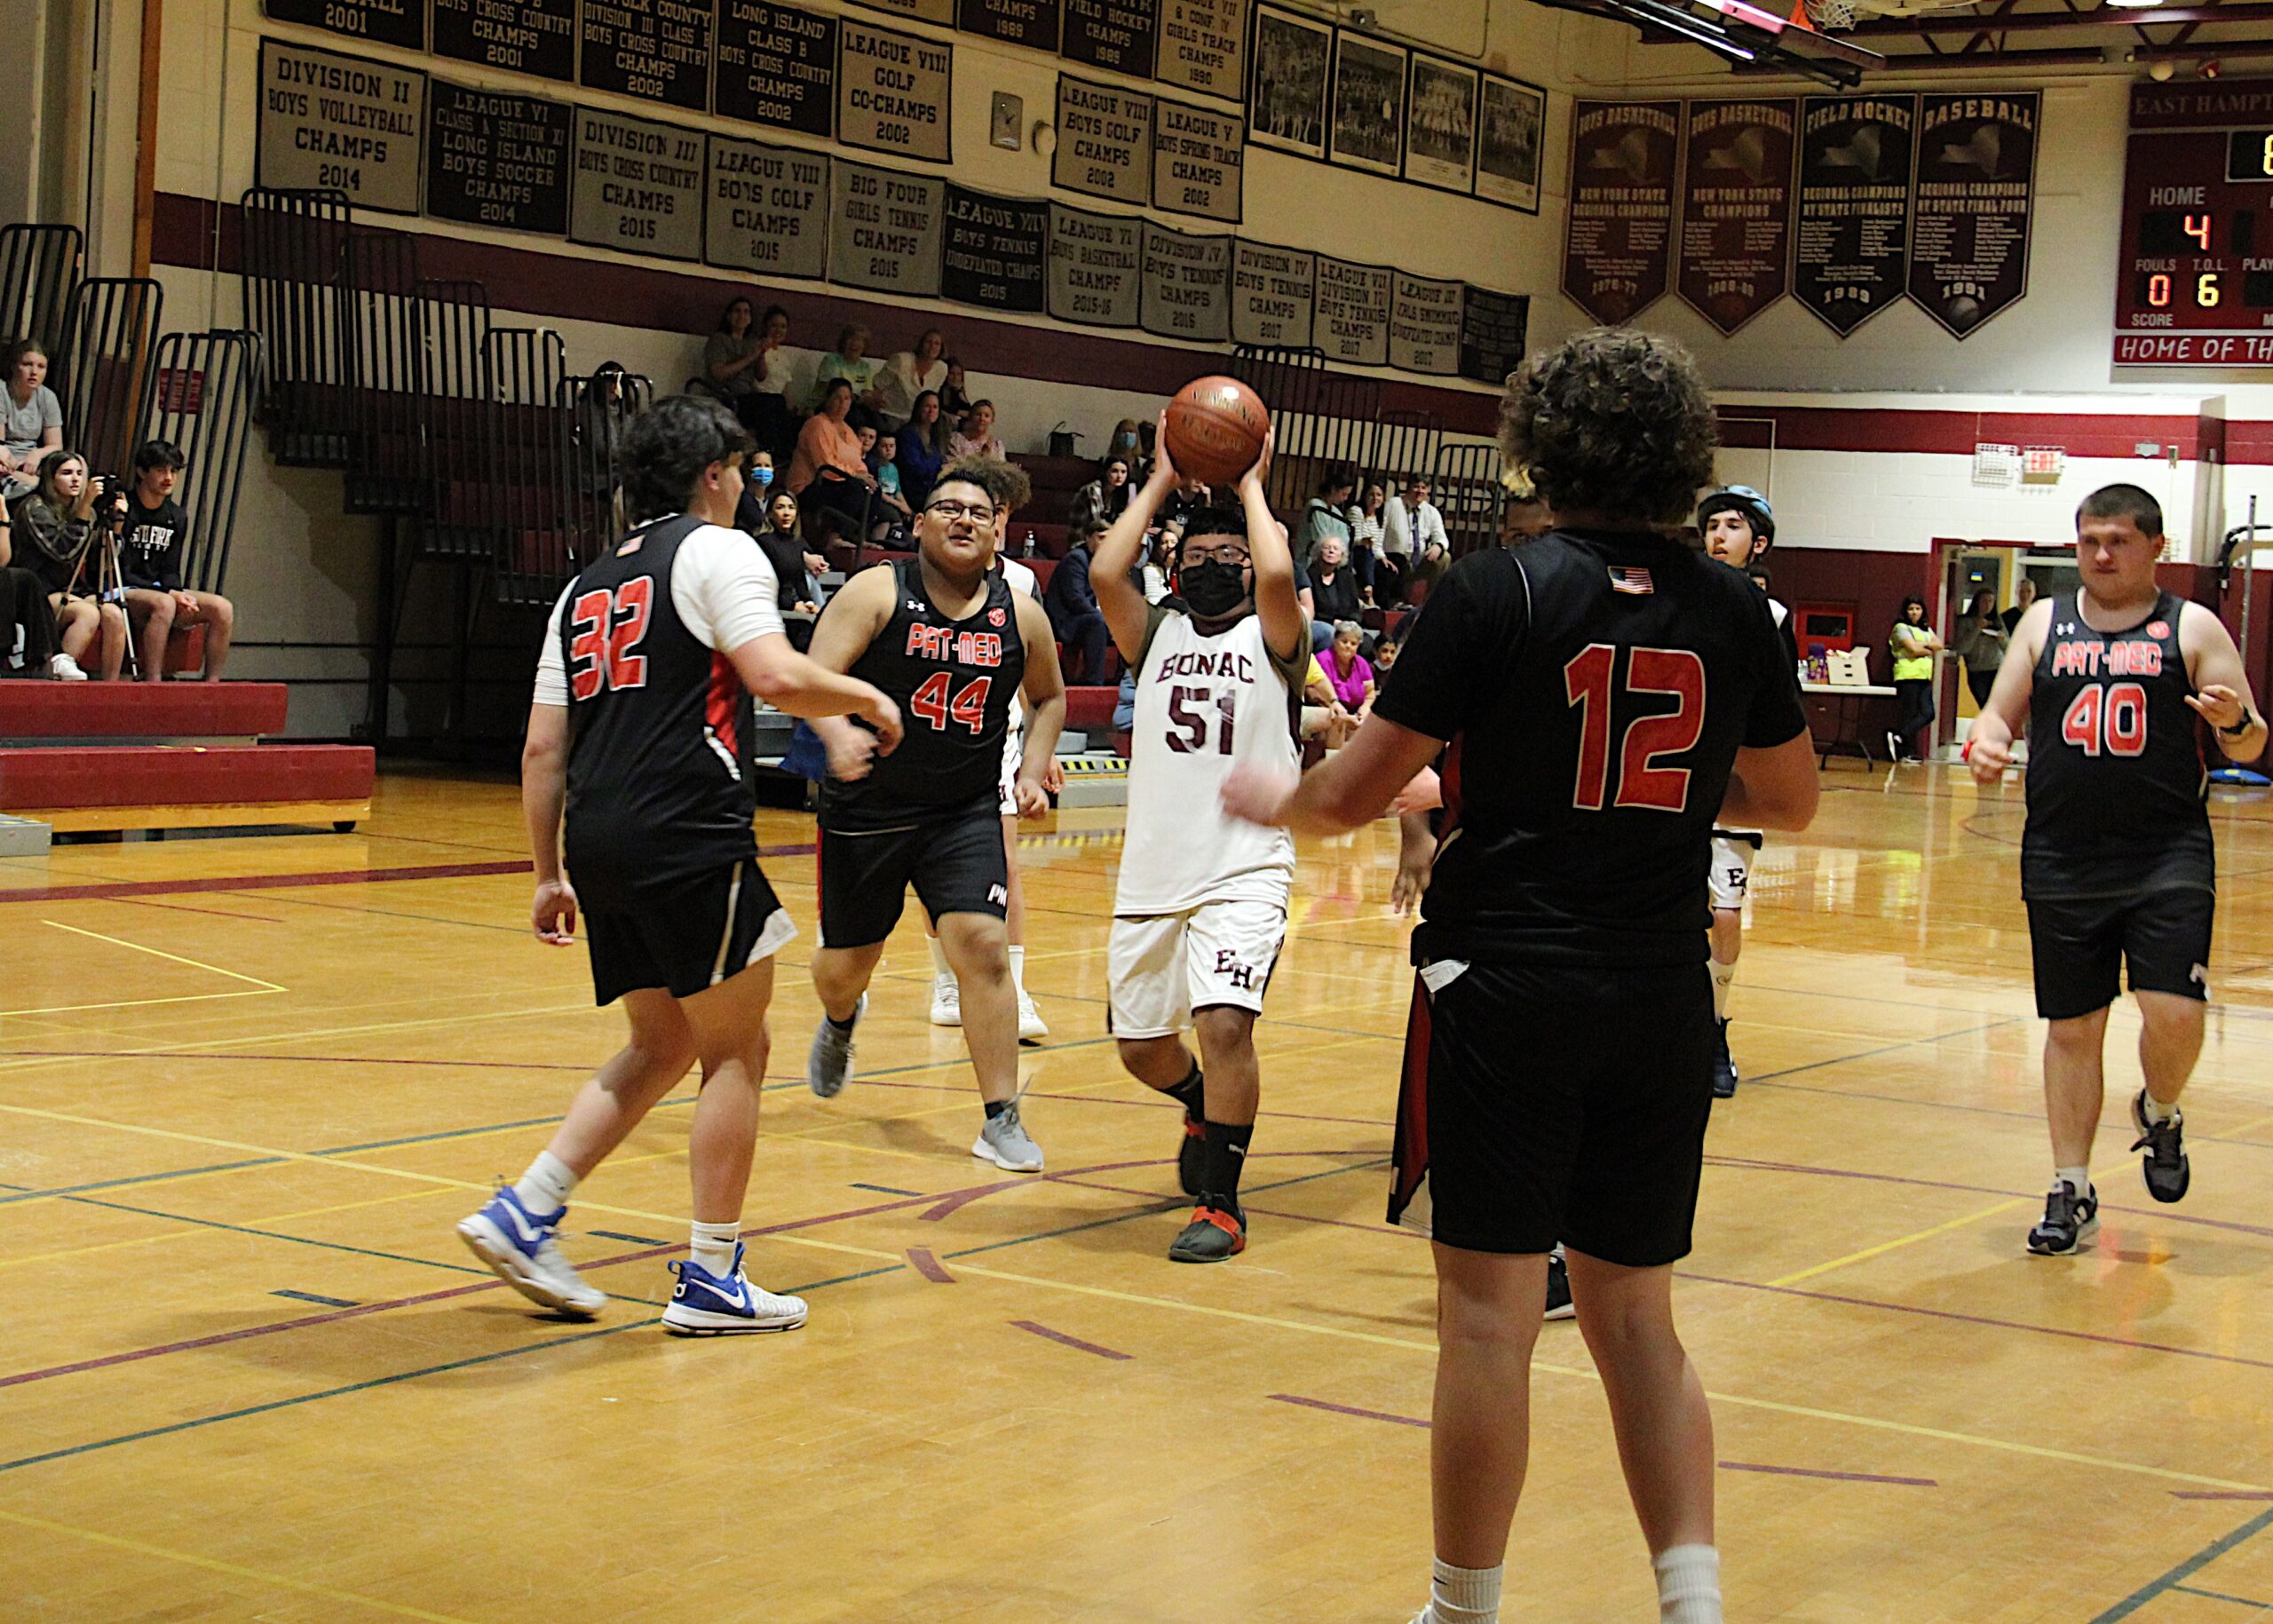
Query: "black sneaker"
1177 1117 1206 1198
1168 1200 1246 1263
1711 1019 1738 1099
2026 1181 2099 1256
2130 1090 2191 1203
1544 1250 1575 1320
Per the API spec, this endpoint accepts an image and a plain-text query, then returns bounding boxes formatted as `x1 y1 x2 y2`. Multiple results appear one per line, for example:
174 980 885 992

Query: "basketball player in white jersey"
1698 487 1798 1097
1093 424 1304 1261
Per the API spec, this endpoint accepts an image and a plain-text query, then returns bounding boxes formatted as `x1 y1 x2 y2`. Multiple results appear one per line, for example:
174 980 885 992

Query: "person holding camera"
120 440 234 683
10 448 126 679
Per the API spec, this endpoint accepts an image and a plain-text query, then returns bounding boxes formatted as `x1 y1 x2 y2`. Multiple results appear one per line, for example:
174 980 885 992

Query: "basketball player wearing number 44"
1968 483 2266 1256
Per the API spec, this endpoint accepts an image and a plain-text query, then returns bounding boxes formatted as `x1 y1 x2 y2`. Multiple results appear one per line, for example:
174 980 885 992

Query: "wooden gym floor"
4 764 2273 1622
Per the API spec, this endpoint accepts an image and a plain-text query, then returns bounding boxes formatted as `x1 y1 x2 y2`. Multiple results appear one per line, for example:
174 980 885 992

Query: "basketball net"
1792 0 1856 30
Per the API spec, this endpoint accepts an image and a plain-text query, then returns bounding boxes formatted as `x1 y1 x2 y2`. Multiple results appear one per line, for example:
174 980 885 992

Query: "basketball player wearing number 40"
1968 483 2264 1257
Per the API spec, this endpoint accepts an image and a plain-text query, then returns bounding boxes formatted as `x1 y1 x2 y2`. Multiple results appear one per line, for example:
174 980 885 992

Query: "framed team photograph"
1328 31 1406 177
1248 4 1330 161
1402 53 1477 194
1475 72 1546 213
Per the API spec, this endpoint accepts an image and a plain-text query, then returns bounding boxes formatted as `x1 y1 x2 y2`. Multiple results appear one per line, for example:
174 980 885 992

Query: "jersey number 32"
567 579 653 700
1564 643 1706 813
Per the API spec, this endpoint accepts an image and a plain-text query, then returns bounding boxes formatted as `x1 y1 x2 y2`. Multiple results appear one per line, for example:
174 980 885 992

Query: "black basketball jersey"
2024 590 2213 899
821 556 1026 831
558 514 757 903
1372 531 1809 967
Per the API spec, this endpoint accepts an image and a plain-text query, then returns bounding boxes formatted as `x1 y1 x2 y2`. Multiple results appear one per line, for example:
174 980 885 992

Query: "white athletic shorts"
1708 830 1762 913
998 719 1022 817
1107 898 1287 1037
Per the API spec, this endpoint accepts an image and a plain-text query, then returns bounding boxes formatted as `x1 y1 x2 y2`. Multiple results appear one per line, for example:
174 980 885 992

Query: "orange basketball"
1162 376 1269 487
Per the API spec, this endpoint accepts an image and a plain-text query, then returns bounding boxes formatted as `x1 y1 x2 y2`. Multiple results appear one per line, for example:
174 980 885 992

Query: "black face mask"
1178 559 1249 617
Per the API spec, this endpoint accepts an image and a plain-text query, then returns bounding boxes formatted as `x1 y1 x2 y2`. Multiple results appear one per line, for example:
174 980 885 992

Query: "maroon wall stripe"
1715 404 2214 462
154 192 1499 436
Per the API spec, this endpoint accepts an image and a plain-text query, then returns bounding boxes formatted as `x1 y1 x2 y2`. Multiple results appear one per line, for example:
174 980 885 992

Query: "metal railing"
487 328 573 606
0 224 83 356
558 368 653 567
59 277 163 480
416 281 495 559
1432 441 1507 559
144 329 263 597
238 187 353 466
342 228 426 515
1228 345 1445 519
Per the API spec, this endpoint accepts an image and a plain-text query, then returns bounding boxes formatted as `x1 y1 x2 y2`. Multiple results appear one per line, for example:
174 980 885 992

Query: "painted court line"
2176 1493 2273 1501
1011 1319 1132 1360
906 1247 954 1283
271 1289 357 1308
1718 1462 1936 1488
1270 1393 1430 1430
2089 1504 2273 1621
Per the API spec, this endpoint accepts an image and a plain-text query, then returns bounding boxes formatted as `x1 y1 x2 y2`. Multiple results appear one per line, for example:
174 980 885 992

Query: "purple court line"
1010 1320 1131 1360
906 1247 954 1283
917 1149 1381 1223
1720 1462 1937 1488
2173 1492 2273 1501
1270 1393 1430 1429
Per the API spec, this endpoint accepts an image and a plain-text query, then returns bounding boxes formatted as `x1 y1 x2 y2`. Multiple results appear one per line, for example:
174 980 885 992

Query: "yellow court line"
40 919 289 992
0 1506 483 1623
1769 1197 2030 1287
0 999 597 1076
0 986 285 1018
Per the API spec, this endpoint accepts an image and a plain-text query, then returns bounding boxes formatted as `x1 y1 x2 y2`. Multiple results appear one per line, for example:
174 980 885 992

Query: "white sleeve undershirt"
528 523 785 708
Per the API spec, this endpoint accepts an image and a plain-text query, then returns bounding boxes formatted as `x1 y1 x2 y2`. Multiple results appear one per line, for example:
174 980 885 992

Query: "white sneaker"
661 1242 807 1335
972 1101 1045 1172
456 1186 607 1319
930 975 962 1027
1017 989 1049 1043
48 653 87 680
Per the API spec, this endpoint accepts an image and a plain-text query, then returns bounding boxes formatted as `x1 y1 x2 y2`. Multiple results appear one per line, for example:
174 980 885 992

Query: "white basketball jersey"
1002 555 1036 736
1116 609 1300 915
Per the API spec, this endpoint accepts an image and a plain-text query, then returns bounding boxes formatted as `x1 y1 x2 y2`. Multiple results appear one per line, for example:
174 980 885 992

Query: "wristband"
2220 710 2258 739
1960 738 1973 763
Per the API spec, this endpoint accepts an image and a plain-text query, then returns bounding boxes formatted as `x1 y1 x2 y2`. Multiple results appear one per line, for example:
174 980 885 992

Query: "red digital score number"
2188 211 2214 250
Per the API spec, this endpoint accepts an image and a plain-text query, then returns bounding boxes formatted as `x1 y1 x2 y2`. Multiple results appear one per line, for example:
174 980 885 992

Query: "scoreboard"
2116 78 2273 367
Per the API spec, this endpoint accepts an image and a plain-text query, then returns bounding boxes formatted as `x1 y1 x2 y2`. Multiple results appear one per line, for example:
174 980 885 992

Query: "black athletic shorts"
1387 957 1715 1267
582 856 795 1007
2025 888 2214 1020
818 800 1008 949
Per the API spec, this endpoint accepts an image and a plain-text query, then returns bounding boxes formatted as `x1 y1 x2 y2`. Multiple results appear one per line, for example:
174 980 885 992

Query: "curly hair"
1499 329 1716 527
938 454 1031 515
621 395 753 522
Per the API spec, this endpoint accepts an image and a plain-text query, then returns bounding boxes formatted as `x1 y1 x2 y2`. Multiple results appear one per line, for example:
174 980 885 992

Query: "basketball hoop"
1805 0 1857 30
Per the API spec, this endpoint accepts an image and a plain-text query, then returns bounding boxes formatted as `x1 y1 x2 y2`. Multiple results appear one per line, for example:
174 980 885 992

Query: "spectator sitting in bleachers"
736 485 825 621
939 357 973 420
1370 630 1401 676
1308 535 1362 649
897 390 948 509
1105 417 1143 465
574 361 633 533
1067 454 1131 535
1349 480 1390 598
119 440 234 683
869 428 913 543
1139 527 1176 604
1 342 62 495
1300 651 1356 749
12 448 126 679
875 328 946 433
0 500 72 677
946 399 1007 463
817 325 882 421
789 377 876 544
1384 475 1449 591
1043 517 1111 685
1319 619 1376 720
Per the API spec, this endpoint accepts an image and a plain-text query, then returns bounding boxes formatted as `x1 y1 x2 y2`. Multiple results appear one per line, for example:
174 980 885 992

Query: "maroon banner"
1564 100 1679 326
1907 92 2039 339
1676 99 1796 336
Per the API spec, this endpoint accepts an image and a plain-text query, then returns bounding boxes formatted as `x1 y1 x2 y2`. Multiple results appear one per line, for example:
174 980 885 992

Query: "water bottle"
1023 528 1035 558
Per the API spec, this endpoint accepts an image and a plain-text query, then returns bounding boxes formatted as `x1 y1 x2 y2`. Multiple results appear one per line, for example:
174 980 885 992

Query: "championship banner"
579 0 713 114
942 186 1050 313
716 2 838 139
1908 91 2038 338
1055 76 1153 207
1063 0 1157 78
1312 256 1390 367
256 39 425 216
571 107 705 263
426 80 573 234
1676 99 1797 337
1048 204 1144 329
1389 270 1462 375
706 135 832 279
830 160 946 296
1230 241 1315 348
847 0 955 21
263 0 425 51
838 19 954 162
1458 284 1529 385
960 0 1062 51
1159 0 1246 101
1140 222 1232 343
433 0 575 80
1152 98 1243 224
1794 94 1915 337
1563 99 1680 324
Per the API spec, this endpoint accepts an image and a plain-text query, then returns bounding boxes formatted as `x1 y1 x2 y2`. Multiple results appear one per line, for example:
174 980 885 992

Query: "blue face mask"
752 466 774 487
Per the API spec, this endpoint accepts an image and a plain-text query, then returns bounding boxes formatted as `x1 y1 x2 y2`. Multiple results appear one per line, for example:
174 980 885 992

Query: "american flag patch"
1608 566 1654 595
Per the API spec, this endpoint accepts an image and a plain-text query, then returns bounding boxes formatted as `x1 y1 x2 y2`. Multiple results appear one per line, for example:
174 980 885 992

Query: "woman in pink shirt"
946 399 1008 462
1320 620 1375 717
789 377 875 542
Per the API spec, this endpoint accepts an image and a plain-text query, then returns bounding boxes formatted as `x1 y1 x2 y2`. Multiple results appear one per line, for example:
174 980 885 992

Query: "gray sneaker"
972 1100 1044 1172
807 994 865 1098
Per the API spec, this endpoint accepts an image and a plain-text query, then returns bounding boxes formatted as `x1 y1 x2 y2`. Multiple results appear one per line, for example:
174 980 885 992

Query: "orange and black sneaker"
1178 1118 1207 1197
1169 1200 1246 1263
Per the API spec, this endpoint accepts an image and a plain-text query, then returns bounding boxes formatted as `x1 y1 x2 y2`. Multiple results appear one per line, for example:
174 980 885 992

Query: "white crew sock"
512 1151 577 1216
929 935 954 983
1707 955 1738 1022
1010 944 1028 994
688 1219 741 1278
1653 1544 1722 1624
2141 1092 2179 1126
1422 1558 1501 1623
2056 1165 2094 1200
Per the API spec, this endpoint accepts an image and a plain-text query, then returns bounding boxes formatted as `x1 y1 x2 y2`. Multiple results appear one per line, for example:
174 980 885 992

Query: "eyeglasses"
926 499 998 525
1180 545 1248 568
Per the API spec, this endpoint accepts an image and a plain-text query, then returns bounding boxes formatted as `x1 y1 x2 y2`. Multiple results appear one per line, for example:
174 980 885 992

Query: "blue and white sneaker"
456 1185 606 1319
662 1242 808 1335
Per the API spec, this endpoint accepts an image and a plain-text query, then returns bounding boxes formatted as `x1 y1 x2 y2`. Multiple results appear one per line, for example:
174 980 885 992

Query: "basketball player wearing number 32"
1223 330 1820 1624
1968 484 2265 1257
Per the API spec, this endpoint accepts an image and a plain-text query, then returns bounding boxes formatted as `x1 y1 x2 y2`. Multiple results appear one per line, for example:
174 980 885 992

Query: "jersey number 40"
2060 682 2148 757
568 579 653 700
1564 643 1706 813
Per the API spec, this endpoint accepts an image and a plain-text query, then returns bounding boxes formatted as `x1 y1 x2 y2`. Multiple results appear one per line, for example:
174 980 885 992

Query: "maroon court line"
0 859 535 905
905 1247 954 1283
1720 1462 1936 1488
1270 1393 1430 1429
1705 1156 2273 1240
112 895 285 923
4 1050 592 1071
2173 1491 2273 1501
1010 1320 1131 1360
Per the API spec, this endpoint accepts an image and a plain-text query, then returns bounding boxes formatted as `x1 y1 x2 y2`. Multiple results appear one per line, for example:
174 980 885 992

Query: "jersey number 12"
1564 643 1706 812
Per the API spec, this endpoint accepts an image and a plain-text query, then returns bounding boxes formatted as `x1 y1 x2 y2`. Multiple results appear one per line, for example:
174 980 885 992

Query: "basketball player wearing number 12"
1969 484 2265 1256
